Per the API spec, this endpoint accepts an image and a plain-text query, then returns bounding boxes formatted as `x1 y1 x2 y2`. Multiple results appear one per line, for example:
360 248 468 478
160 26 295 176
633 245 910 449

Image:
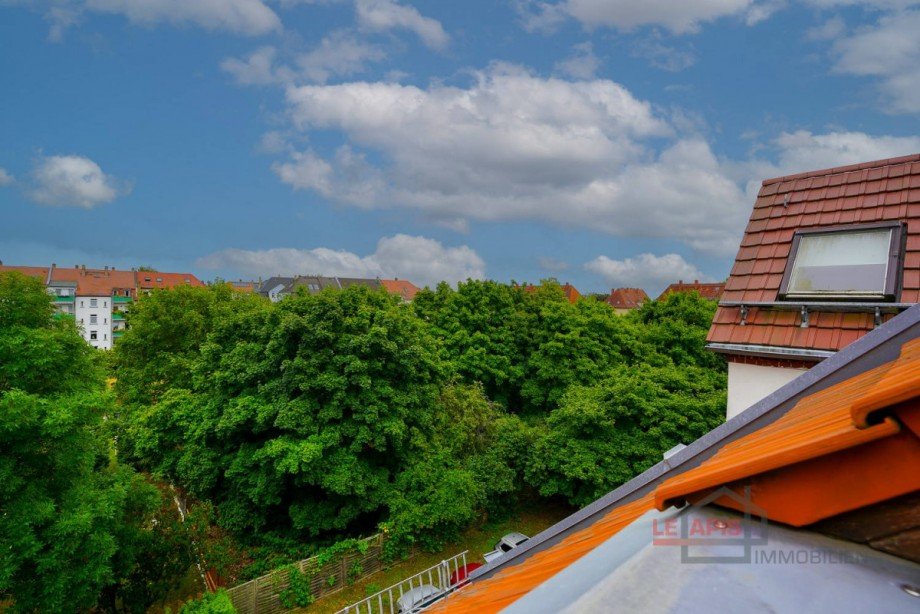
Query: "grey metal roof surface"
465 304 920 585
504 506 920 614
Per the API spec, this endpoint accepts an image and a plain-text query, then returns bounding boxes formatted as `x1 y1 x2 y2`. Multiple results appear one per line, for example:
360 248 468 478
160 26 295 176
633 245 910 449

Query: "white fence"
337 551 470 614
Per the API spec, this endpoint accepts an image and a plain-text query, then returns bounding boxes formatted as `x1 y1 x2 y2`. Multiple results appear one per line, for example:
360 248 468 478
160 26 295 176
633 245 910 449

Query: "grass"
298 501 572 614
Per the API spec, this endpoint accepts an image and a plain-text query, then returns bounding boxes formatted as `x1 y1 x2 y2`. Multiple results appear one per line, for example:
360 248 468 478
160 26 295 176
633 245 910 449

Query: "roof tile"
709 154 920 355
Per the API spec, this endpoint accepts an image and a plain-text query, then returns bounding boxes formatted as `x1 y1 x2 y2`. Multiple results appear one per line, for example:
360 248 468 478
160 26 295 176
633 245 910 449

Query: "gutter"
706 342 834 362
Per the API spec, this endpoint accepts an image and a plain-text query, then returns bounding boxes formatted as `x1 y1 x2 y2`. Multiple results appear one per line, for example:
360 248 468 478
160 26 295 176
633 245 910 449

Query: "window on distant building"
157 277 163 283
90 298 98 307
90 331 97 340
308 283 319 291
90 314 97 324
779 222 904 301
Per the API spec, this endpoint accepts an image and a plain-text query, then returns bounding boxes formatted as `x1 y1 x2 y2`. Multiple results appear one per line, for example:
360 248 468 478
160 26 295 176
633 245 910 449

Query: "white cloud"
521 0 757 34
277 65 757 254
554 42 601 79
585 253 708 293
221 46 281 85
28 155 127 208
296 30 386 83
0 168 13 186
31 0 282 39
84 0 281 35
355 0 449 50
805 15 846 41
829 9 920 113
770 130 920 173
197 234 485 287
222 32 386 86
269 60 919 257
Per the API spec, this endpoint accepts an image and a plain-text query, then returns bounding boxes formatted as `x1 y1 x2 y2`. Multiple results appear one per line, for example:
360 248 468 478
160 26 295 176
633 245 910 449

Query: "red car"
449 562 483 586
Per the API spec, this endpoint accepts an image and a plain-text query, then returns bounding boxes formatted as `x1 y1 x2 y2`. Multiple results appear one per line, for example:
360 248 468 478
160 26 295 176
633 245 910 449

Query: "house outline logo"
679 485 769 564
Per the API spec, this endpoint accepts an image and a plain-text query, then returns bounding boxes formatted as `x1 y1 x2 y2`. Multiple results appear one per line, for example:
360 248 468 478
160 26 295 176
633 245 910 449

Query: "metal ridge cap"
706 343 834 361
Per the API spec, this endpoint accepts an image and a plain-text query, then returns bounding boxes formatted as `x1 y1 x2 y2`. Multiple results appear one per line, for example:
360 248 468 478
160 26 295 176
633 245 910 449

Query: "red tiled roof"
380 279 420 301
561 283 581 304
50 267 136 297
658 280 725 300
606 287 649 309
0 265 49 281
137 271 204 289
708 154 920 355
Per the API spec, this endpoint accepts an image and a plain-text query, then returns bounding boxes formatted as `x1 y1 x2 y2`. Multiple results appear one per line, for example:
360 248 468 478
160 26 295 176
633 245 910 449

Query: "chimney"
51 263 56 268
81 264 86 270
694 279 699 284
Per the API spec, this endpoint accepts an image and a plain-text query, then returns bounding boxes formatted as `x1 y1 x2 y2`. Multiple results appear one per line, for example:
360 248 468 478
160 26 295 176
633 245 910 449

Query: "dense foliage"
2 271 726 606
114 280 725 570
0 272 194 612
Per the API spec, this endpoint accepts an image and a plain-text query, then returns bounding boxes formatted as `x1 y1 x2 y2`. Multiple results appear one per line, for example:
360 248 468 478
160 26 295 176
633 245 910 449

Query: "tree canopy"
0 272 188 613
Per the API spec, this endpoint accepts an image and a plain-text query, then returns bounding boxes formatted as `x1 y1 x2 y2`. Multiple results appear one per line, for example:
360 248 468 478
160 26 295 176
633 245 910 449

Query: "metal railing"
337 550 469 614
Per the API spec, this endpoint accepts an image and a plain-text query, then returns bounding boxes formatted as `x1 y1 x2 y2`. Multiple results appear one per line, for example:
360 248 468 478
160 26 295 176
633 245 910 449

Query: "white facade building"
75 295 114 350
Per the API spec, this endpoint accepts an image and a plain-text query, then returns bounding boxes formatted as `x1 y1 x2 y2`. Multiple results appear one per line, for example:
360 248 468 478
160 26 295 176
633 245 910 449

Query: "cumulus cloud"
829 9 920 113
30 0 281 39
0 168 13 186
585 252 708 293
28 155 128 208
197 234 485 287
276 64 760 254
769 130 920 173
267 60 918 257
355 0 449 50
519 0 759 34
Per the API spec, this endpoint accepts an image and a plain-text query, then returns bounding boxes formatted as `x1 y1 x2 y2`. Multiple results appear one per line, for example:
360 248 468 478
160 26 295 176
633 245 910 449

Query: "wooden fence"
226 534 392 614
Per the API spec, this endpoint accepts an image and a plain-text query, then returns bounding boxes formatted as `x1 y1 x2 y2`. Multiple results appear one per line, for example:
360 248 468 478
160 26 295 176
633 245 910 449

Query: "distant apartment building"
0 262 204 350
257 275 421 303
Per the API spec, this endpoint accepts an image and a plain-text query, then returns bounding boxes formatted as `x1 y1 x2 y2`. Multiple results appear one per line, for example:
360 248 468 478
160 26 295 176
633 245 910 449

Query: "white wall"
727 362 809 419
75 295 113 350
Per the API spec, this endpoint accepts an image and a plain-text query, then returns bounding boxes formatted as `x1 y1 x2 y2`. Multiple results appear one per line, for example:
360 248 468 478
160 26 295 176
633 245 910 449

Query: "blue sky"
1 0 919 294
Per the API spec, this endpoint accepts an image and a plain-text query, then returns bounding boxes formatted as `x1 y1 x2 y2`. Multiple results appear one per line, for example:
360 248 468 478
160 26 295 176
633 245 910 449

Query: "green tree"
631 291 726 370
114 284 264 406
127 287 445 540
0 272 167 612
526 364 726 507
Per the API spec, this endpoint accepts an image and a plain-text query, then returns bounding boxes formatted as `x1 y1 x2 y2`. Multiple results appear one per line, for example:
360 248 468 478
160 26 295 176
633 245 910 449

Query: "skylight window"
779 223 903 301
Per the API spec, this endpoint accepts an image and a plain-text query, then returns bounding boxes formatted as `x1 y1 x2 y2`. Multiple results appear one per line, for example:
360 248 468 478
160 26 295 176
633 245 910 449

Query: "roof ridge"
761 153 920 186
